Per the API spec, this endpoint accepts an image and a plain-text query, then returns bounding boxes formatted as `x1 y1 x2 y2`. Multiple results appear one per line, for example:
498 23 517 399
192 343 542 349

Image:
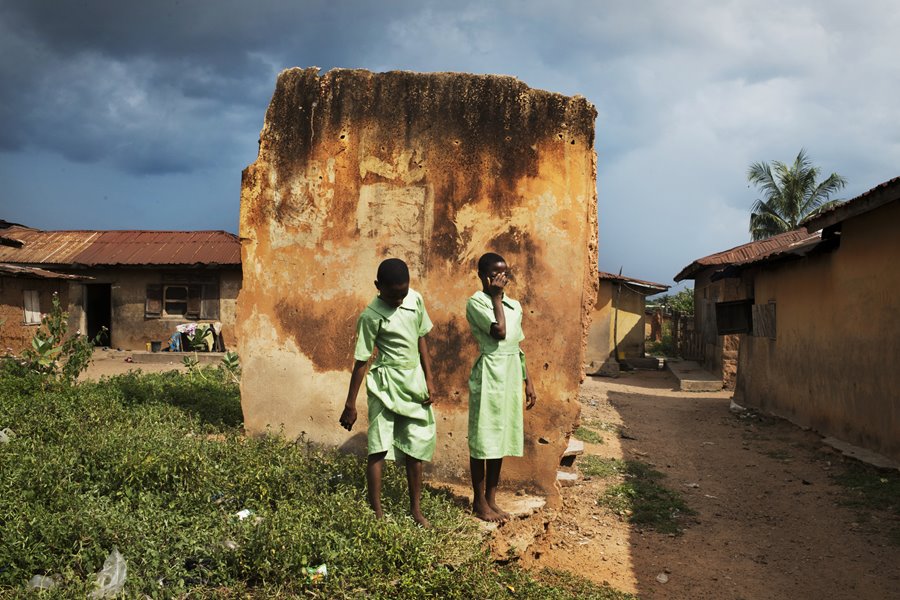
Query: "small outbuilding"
0 222 241 352
585 271 668 374
674 229 815 388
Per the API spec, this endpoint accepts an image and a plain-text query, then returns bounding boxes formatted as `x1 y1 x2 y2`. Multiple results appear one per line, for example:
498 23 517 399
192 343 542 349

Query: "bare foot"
411 509 431 528
473 498 505 523
487 500 511 522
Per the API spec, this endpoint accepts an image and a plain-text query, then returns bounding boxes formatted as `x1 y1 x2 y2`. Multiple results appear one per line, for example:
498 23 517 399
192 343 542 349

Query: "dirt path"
81 349 186 380
500 369 900 599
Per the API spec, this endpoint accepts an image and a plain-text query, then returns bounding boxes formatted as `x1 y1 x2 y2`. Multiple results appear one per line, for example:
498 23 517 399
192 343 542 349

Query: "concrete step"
131 351 227 365
667 359 723 392
563 438 585 458
557 470 579 487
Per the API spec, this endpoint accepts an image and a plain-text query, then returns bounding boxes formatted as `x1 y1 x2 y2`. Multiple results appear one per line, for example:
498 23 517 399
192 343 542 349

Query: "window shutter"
145 284 162 318
752 302 776 339
200 284 220 320
186 284 202 318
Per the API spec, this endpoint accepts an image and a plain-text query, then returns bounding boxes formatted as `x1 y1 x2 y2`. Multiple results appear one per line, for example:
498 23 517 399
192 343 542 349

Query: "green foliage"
649 289 693 315
0 369 631 598
220 351 241 384
832 460 900 546
645 331 675 357
748 149 847 240
597 461 695 535
18 292 104 384
579 456 626 478
573 426 605 445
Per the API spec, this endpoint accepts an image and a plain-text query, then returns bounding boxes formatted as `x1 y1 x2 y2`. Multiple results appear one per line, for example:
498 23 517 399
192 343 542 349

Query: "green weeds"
574 426 605 445
0 367 631 598
594 460 695 535
832 460 900 546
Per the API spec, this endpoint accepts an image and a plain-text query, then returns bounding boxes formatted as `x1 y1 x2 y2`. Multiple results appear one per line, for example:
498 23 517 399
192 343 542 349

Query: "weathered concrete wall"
238 68 598 497
735 200 900 462
585 281 646 372
0 277 72 353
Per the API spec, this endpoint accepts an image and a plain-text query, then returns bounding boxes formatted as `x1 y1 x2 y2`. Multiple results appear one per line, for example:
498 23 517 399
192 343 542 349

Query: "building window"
715 299 753 335
164 285 189 316
146 282 219 320
23 290 41 324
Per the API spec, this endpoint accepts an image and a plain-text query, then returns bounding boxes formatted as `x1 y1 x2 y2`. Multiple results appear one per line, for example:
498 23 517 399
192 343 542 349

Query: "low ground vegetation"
578 456 695 535
0 364 630 598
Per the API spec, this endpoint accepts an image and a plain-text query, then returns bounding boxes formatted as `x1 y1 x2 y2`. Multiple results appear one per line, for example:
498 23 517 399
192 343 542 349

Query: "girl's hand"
423 379 435 406
486 272 508 297
339 405 357 430
525 379 536 409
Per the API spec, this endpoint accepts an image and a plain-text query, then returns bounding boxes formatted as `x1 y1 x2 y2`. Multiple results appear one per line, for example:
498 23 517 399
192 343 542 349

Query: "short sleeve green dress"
354 288 436 462
466 291 527 459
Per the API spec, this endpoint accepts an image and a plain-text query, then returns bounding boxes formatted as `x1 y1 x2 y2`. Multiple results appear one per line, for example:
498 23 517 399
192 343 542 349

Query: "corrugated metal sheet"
674 229 812 281
0 263 88 280
802 175 900 231
0 227 240 267
0 227 100 264
599 271 669 292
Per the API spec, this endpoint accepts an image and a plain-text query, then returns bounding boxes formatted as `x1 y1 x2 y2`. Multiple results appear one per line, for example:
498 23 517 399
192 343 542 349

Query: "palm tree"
747 149 847 240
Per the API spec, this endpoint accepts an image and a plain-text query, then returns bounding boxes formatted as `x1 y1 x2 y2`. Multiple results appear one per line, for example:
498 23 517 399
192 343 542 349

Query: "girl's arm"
486 272 508 339
340 359 369 430
524 376 536 409
418 336 435 406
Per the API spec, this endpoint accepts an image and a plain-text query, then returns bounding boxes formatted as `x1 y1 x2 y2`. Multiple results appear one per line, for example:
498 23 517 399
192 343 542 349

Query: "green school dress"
466 290 528 459
354 288 436 462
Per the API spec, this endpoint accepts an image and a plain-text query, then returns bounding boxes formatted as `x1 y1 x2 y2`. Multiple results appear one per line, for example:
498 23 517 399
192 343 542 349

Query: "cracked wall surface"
238 68 598 498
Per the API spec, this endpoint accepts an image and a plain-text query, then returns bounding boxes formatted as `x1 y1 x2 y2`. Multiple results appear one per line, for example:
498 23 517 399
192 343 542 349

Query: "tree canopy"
747 149 847 240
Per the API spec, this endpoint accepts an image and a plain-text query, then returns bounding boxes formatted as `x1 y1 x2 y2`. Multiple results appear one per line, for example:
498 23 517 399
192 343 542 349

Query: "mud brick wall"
238 68 597 497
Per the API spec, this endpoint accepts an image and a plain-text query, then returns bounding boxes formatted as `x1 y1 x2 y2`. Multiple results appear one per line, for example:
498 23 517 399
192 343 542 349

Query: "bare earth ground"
82 349 187 379
492 370 900 599
83 356 900 599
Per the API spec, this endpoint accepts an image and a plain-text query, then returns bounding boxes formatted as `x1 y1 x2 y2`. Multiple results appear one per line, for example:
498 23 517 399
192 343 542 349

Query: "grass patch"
597 461 695 535
573 426 605 445
0 363 632 598
832 460 900 546
762 448 792 461
579 456 627 478
582 419 620 434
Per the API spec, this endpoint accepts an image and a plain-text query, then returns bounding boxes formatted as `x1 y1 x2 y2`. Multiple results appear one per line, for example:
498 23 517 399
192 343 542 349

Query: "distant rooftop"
599 271 669 294
674 229 813 282
0 225 240 267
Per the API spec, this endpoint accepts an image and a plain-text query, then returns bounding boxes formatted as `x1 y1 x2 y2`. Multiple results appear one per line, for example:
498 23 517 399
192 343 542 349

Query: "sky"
1 0 898 291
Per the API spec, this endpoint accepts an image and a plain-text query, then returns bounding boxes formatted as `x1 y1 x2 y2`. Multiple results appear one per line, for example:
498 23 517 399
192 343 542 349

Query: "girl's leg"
405 457 431 528
367 451 388 518
470 457 503 522
485 458 510 520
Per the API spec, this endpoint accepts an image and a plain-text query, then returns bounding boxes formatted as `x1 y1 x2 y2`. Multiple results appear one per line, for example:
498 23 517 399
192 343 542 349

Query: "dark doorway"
86 284 111 346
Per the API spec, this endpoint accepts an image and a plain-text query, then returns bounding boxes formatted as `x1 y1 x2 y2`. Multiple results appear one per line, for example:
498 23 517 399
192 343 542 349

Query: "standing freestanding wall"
238 68 597 498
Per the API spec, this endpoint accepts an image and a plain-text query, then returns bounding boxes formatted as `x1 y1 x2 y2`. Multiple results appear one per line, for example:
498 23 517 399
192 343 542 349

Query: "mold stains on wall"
238 68 598 497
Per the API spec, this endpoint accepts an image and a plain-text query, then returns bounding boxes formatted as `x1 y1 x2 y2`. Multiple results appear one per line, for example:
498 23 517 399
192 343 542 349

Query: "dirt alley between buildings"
488 369 900 599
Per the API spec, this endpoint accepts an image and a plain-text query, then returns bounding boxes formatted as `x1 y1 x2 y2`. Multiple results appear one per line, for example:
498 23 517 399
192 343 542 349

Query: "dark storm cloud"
0 0 417 174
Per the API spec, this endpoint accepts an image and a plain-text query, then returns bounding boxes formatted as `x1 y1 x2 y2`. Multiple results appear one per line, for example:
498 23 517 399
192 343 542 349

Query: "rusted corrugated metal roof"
0 227 101 264
0 227 240 267
0 263 88 280
674 229 812 282
802 176 900 231
599 271 669 293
